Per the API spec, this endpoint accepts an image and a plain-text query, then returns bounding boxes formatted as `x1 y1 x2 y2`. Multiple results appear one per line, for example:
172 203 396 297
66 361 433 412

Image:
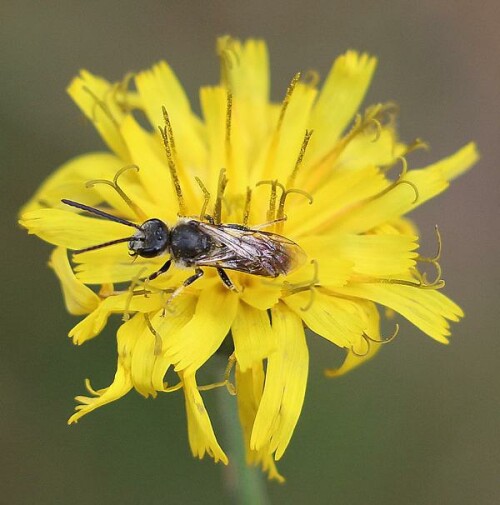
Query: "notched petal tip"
49 247 100 315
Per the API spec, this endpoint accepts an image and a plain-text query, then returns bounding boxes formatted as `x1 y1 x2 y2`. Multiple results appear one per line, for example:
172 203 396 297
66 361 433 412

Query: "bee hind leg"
217 267 238 292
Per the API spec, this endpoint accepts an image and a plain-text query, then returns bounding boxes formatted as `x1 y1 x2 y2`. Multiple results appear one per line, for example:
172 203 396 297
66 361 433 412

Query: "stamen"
256 179 280 222
302 69 320 88
256 179 312 228
197 352 237 395
224 90 235 179
394 137 430 161
418 225 442 263
287 129 314 189
159 106 185 215
261 73 302 181
413 225 445 288
82 85 119 129
160 382 184 393
370 276 445 290
309 102 398 190
85 164 147 221
371 118 384 142
144 313 162 356
282 259 320 310
362 156 419 207
276 187 314 231
243 187 252 226
225 90 233 147
84 378 102 396
351 323 400 356
162 106 178 160
277 72 301 132
112 72 136 113
386 157 419 203
217 36 240 88
194 176 211 220
123 267 148 321
214 168 228 224
364 323 400 344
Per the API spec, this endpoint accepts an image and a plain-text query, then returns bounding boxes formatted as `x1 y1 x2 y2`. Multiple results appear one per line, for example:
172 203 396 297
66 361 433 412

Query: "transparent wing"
191 221 306 277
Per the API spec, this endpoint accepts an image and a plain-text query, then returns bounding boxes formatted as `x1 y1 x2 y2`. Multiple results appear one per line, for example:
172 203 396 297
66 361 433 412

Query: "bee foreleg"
148 259 172 281
217 267 238 291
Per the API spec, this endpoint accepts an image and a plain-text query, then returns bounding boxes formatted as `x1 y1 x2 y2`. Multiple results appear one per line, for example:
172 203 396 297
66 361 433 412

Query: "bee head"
129 219 170 258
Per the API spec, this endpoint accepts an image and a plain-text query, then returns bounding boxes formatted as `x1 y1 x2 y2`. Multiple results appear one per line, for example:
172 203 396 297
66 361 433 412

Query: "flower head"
19 37 478 481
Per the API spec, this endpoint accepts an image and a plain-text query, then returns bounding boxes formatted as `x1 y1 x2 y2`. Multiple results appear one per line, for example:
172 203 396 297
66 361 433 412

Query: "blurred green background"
2 1 499 504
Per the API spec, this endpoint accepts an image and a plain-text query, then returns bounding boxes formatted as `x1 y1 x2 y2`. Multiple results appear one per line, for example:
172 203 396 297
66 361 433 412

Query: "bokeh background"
2 1 499 504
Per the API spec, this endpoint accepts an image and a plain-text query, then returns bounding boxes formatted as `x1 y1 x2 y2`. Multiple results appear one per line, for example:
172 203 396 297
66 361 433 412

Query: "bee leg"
163 268 204 314
224 223 249 231
148 259 172 281
181 267 204 289
217 267 238 291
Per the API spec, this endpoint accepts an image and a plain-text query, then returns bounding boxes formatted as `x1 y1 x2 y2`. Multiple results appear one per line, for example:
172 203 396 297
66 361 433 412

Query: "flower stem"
216 381 270 505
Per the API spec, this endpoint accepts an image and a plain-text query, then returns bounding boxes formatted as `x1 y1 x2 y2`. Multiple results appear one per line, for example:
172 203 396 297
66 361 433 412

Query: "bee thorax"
170 222 213 260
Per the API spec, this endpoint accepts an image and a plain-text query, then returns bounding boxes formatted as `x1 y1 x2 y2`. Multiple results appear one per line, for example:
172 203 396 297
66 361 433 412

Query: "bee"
61 199 305 293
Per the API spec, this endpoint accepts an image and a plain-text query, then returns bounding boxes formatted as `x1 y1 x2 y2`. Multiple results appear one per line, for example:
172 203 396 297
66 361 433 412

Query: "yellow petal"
200 86 229 193
325 301 383 377
438 142 479 180
68 292 163 345
236 363 285 482
337 126 405 170
334 283 463 343
307 51 377 164
19 208 129 250
373 216 420 237
218 37 269 103
256 82 317 183
285 290 366 349
218 38 272 182
302 233 418 277
331 142 479 234
18 149 155 222
286 245 352 288
150 295 198 391
182 372 228 464
19 152 125 215
251 303 308 460
231 302 277 372
49 247 100 315
166 283 239 374
239 276 282 311
73 244 166 284
68 314 146 423
119 116 180 218
130 315 160 398
134 61 207 170
288 165 387 237
67 70 129 160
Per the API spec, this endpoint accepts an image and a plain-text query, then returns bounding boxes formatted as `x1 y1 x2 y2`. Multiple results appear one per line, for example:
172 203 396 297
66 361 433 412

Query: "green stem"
216 384 270 505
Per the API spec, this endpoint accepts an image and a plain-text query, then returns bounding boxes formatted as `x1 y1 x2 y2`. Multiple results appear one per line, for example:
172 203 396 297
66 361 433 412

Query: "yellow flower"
19 37 478 482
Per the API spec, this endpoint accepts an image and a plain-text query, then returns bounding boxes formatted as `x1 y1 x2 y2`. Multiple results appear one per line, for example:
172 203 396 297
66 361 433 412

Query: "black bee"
61 199 305 292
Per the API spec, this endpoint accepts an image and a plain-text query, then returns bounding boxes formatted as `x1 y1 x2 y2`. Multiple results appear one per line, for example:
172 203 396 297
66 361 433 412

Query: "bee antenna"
61 199 141 229
72 236 136 255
